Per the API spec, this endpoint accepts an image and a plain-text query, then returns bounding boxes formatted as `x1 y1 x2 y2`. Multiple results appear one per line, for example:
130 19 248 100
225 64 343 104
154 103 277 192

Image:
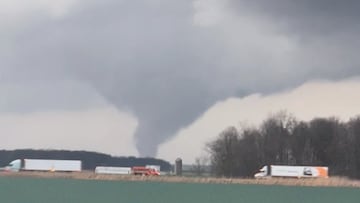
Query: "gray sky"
1 0 360 157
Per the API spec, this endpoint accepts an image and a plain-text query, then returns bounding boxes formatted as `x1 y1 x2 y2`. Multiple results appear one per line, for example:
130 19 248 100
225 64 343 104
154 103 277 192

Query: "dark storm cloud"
231 0 360 36
228 0 360 81
1 0 360 156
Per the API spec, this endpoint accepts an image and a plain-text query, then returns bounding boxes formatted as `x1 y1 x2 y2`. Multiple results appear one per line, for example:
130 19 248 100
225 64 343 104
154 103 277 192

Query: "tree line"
207 112 360 178
0 149 172 171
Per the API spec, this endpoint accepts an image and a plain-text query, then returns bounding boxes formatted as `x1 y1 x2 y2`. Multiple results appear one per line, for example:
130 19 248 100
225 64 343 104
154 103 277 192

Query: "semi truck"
95 165 161 176
5 159 82 172
254 165 328 178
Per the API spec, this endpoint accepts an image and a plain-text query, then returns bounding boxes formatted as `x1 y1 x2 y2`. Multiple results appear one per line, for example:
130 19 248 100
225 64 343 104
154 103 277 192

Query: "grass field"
0 176 359 203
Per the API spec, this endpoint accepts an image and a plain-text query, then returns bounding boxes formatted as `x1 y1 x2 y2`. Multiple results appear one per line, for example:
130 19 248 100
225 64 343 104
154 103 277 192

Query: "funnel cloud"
1 0 360 157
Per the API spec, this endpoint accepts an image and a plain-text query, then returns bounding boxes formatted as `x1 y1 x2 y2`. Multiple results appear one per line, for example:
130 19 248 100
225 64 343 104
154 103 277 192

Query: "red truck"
132 166 160 176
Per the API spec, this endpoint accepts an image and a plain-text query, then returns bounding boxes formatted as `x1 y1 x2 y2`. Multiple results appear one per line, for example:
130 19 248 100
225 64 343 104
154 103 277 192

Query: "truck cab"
5 159 22 172
254 166 268 178
132 166 160 176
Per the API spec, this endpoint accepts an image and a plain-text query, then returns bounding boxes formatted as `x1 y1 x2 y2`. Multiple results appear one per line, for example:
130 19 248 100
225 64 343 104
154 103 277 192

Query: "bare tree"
260 111 297 165
191 156 209 176
347 116 360 178
207 126 239 177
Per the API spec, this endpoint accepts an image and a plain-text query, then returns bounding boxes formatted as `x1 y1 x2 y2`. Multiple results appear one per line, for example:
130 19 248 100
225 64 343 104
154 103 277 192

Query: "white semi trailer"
95 166 132 175
254 165 328 178
5 159 82 172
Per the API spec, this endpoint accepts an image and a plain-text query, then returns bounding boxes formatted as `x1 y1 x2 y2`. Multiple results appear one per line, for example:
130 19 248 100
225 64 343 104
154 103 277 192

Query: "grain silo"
175 158 182 176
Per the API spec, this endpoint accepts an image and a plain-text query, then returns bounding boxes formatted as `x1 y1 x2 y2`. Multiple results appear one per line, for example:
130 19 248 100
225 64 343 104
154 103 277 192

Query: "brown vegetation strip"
1 171 360 188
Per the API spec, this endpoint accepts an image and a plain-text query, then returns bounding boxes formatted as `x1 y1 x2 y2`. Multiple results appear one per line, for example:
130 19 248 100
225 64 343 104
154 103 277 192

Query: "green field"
0 176 359 203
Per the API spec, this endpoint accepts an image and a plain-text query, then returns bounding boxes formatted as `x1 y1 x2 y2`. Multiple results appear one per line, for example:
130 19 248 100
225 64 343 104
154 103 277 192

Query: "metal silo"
175 158 182 176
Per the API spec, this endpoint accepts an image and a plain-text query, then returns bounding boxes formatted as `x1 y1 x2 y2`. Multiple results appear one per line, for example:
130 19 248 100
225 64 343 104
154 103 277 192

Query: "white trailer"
95 166 132 175
254 165 328 178
5 159 82 172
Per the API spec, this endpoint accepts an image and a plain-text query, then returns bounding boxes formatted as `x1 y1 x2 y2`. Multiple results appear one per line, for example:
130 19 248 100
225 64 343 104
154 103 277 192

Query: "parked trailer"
254 165 328 178
5 159 82 172
95 166 132 175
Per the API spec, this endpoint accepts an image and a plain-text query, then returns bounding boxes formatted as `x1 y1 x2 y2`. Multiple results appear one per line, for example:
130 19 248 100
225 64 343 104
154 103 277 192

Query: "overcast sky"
1 0 360 162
